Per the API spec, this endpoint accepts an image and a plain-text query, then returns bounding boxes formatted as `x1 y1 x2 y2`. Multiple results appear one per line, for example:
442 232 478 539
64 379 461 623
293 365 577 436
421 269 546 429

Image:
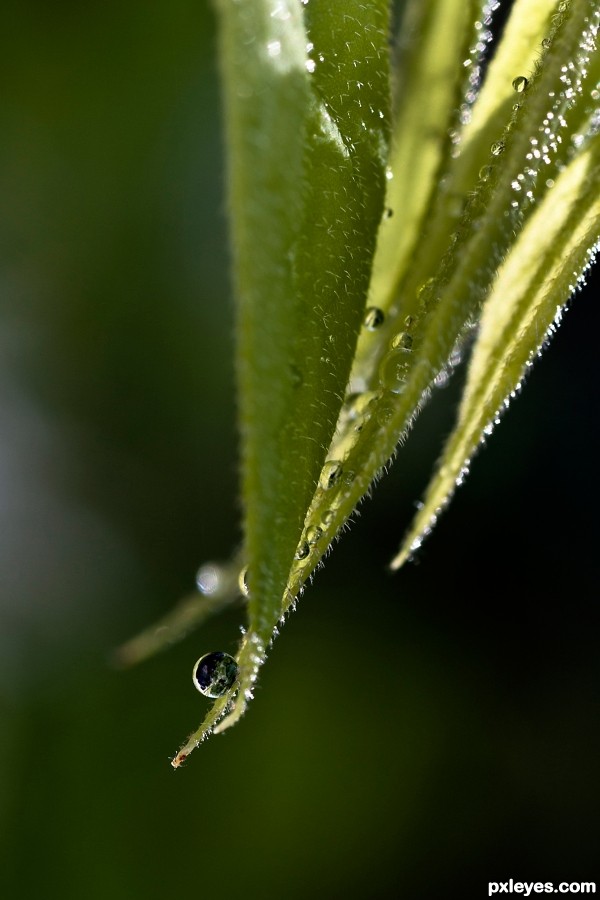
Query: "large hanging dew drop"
363 306 385 331
320 460 343 490
379 348 412 394
192 651 239 699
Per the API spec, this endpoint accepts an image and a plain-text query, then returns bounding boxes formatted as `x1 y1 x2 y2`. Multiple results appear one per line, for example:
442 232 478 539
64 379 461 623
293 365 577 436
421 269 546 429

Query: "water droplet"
376 399 394 426
491 140 505 156
479 164 494 180
343 470 355 486
385 166 394 181
512 76 528 93
390 331 413 350
363 306 385 330
417 278 435 312
541 38 551 50
320 460 343 490
196 563 220 595
295 541 310 561
379 349 411 393
192 652 238 698
346 390 377 419
305 59 316 74
404 315 414 329
238 566 250 598
306 525 323 545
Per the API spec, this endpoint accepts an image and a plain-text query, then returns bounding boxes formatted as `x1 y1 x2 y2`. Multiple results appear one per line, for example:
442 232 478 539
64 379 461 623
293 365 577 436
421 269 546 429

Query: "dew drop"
196 563 221 595
512 75 528 93
404 315 414 329
295 541 310 561
363 306 385 330
238 566 250 598
376 400 394 426
479 164 494 180
321 509 334 528
390 331 413 350
417 277 436 312
491 140 505 156
192 651 238 698
379 348 412 393
320 460 343 490
306 525 323 545
347 390 377 419
541 38 551 50
343 470 356 486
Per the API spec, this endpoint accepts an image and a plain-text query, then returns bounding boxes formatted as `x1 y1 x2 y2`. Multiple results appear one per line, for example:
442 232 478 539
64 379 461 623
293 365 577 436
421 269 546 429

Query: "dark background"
1 2 598 898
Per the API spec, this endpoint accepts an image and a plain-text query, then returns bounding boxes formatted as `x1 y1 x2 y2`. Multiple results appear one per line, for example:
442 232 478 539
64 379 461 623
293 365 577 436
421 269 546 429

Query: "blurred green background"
1 2 598 898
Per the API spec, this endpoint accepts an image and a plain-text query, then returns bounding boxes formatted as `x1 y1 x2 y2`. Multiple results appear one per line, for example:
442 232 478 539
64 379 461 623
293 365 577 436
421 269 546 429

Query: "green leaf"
171 0 391 766
274 0 596 585
393 134 600 568
117 0 600 765
368 0 484 320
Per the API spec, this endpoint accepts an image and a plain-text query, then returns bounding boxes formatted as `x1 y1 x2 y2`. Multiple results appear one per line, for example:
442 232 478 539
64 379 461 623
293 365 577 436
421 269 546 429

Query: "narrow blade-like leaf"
172 0 390 764
393 136 600 567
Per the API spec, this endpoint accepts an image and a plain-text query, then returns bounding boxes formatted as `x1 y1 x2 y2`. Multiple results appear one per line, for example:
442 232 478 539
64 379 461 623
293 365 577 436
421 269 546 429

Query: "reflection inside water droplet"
193 651 238 698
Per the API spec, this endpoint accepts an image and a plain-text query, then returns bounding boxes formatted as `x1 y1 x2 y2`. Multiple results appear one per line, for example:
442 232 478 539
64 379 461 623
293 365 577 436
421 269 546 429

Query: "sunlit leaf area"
1 1 598 897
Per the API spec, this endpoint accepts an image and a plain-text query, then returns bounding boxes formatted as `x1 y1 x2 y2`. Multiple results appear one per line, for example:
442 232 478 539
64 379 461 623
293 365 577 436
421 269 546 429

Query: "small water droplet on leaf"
295 541 310 560
320 460 343 490
512 76 528 93
391 331 413 350
363 307 385 330
306 525 323 545
379 349 412 393
238 566 250 597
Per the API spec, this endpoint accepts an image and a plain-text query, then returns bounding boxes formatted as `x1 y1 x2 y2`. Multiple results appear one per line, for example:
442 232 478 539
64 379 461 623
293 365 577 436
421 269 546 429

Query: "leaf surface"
172 0 391 764
393 135 600 567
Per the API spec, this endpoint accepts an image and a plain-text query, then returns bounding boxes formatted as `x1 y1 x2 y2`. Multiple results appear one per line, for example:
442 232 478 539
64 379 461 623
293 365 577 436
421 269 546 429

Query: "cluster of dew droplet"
454 0 500 141
485 5 600 231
